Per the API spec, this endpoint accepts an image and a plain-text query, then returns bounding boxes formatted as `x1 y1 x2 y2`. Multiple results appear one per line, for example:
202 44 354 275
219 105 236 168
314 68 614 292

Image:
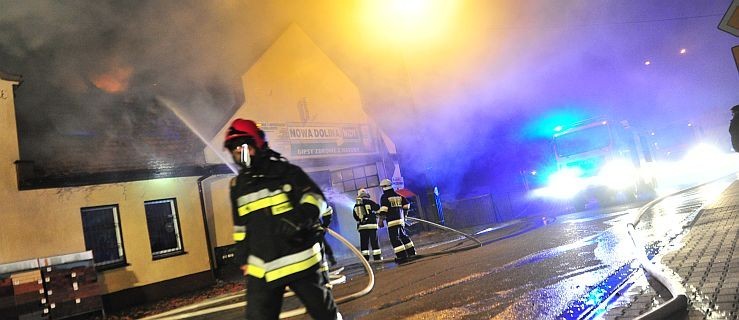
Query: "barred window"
144 198 185 259
331 164 380 193
81 205 127 270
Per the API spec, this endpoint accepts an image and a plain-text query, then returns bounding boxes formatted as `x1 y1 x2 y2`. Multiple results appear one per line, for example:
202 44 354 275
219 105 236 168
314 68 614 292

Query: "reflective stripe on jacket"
380 190 409 226
247 243 323 282
230 159 327 287
354 198 380 230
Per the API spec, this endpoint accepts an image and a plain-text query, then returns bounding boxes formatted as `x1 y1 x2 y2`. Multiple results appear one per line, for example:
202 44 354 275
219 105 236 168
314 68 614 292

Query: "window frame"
331 164 380 193
144 198 186 260
80 204 128 271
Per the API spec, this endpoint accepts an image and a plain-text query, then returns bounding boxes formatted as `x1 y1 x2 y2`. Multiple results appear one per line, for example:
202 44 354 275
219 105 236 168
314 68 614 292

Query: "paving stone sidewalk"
604 180 739 320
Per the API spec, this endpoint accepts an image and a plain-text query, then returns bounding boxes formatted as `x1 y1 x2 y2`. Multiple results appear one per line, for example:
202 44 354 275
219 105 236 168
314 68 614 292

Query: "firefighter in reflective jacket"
353 189 382 261
378 179 416 263
225 119 340 320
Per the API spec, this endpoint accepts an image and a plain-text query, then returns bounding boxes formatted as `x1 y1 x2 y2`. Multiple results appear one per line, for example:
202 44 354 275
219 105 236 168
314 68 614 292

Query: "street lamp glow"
389 0 431 22
679 48 687 54
644 60 651 66
359 0 458 46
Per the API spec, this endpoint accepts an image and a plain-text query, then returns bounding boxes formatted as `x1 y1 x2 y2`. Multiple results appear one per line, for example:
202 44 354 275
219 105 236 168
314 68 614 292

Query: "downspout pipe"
197 168 217 278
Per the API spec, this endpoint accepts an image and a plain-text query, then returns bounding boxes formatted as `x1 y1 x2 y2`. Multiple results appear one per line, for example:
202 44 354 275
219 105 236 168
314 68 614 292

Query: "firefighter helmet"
224 119 265 150
379 178 392 190
357 188 370 199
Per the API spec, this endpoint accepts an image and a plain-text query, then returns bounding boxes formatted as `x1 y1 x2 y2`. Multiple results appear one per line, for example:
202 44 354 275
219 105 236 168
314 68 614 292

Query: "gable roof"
16 95 241 189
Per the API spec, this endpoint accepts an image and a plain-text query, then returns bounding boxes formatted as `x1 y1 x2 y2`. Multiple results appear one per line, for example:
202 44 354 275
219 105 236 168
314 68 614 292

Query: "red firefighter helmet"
224 119 265 150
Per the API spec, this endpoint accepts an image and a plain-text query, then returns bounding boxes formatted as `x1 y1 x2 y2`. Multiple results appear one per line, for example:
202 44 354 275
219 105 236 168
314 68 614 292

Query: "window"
80 205 126 270
331 164 381 193
554 124 611 157
355 178 368 189
144 198 184 259
367 175 380 187
343 180 356 191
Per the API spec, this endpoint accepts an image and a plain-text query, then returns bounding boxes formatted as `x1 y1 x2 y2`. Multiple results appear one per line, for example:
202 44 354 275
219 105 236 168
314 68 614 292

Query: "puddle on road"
485 215 640 319
556 209 635 225
366 223 630 319
373 233 606 317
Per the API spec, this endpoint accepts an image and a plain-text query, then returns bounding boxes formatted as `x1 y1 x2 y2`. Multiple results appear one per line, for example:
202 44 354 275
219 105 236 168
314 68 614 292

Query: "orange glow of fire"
91 66 133 94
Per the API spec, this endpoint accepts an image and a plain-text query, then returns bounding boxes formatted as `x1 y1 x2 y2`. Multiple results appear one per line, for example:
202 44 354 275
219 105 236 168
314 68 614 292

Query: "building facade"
0 23 403 311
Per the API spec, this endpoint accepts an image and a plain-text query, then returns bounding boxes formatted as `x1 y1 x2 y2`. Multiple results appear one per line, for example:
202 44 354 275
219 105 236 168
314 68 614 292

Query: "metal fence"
441 194 500 228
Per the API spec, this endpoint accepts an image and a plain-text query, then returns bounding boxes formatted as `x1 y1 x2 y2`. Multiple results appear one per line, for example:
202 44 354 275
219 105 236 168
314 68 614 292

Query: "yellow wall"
205 24 375 248
240 23 366 123
206 23 369 164
0 78 24 262
0 79 20 201
209 176 237 247
0 178 211 293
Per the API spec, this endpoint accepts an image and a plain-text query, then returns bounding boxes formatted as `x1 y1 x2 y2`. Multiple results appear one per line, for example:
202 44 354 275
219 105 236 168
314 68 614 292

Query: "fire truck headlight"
683 143 723 165
599 159 636 190
543 168 585 199
681 143 734 180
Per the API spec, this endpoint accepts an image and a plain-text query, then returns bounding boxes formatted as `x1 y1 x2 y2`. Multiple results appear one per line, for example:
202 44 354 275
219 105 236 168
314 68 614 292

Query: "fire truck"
546 118 657 210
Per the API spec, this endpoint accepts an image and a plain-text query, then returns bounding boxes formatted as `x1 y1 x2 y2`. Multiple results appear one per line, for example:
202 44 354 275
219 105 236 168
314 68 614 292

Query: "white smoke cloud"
1 0 736 199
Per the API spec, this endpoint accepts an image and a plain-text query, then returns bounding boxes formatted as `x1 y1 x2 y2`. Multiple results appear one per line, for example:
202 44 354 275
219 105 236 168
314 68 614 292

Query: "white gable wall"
205 24 391 255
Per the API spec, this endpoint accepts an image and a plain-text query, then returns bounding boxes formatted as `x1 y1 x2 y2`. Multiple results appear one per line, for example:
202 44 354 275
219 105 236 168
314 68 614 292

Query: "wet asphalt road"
332 208 639 320
182 179 730 320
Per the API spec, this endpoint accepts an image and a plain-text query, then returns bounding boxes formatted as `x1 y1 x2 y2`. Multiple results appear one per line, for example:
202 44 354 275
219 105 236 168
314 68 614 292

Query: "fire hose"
278 228 374 318
141 228 374 320
626 173 735 320
139 216 485 319
271 218 484 318
406 217 482 247
365 217 483 266
283 220 483 317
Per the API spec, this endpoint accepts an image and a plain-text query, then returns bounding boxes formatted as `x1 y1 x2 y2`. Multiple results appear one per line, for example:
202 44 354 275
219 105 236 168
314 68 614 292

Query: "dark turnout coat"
229 155 329 288
353 198 380 230
378 189 410 227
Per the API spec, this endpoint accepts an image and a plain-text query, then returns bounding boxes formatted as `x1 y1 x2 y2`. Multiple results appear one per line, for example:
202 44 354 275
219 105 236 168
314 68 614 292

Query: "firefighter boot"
372 249 382 261
394 250 410 264
405 243 417 259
